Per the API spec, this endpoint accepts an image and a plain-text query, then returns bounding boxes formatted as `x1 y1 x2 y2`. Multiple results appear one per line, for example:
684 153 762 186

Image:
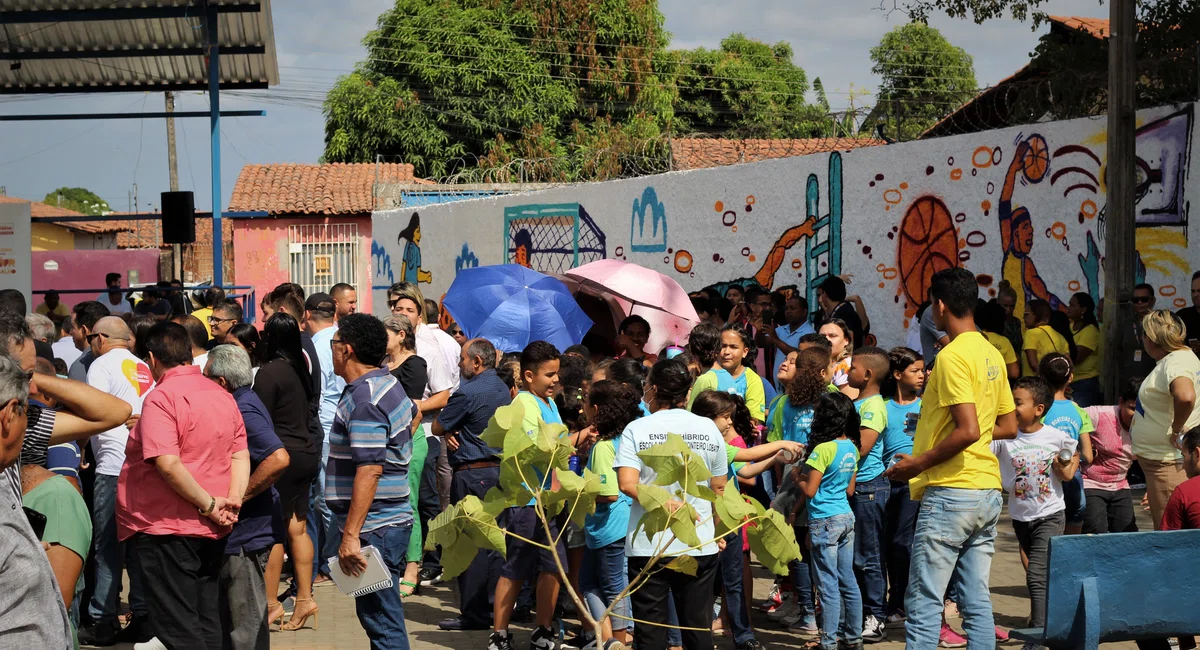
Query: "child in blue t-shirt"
1039 353 1095 534
798 392 863 650
879 346 924 625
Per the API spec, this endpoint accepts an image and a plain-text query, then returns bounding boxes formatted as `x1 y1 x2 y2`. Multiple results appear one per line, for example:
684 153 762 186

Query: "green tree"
869 22 977 141
429 399 802 643
42 187 110 215
899 0 1199 118
323 1 843 180
669 34 831 138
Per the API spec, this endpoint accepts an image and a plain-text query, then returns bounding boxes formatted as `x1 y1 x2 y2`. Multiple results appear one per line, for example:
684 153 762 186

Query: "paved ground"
100 495 1154 650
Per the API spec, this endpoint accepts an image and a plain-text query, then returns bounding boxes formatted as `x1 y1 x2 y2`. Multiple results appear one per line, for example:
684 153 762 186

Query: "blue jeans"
883 481 919 614
788 524 815 614
307 438 338 580
348 521 413 650
88 473 145 623
905 488 1002 650
718 532 754 645
810 513 861 650
581 541 632 634
851 475 889 619
666 591 681 647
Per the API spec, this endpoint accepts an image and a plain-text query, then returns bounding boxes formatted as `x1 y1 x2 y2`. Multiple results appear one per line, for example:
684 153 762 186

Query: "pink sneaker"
938 624 968 648
994 626 1010 641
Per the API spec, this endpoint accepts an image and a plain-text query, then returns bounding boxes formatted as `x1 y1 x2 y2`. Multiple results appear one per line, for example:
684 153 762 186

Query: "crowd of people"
0 267 1198 650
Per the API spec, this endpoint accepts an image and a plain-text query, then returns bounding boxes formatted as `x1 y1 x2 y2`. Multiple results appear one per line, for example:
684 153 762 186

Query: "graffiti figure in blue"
397 212 432 284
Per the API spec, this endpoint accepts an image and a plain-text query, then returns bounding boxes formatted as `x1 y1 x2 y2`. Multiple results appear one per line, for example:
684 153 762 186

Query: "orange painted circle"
1160 285 1177 297
899 182 909 190
746 195 756 205
972 146 994 168
791 259 802 270
1068 280 1082 291
882 268 899 280
1175 298 1188 309
950 169 963 181
884 189 903 205
1050 222 1067 240
673 250 693 274
1022 135 1050 183
897 196 959 308
876 263 887 272
1080 200 1098 219
731 226 738 233
748 255 756 263
714 201 724 212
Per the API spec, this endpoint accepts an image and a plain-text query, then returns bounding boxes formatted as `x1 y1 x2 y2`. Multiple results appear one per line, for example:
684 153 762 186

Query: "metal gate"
288 223 359 298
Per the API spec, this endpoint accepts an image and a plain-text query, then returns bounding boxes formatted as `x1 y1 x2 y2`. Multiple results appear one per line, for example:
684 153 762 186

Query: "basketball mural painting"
371 103 1198 345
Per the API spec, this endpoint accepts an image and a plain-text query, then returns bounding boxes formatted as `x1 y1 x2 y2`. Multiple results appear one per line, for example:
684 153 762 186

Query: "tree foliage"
323 0 838 180
430 399 802 639
869 22 977 141
42 187 110 215
899 0 1199 120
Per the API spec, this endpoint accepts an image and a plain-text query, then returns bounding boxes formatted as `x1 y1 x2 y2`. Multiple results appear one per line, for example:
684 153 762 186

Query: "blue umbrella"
442 265 594 353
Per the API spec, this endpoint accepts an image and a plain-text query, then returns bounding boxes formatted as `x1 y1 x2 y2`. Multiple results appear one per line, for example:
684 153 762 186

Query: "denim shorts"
501 506 567 580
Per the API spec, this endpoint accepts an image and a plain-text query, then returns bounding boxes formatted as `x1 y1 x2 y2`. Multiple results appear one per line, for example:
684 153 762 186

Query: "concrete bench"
1009 529 1200 649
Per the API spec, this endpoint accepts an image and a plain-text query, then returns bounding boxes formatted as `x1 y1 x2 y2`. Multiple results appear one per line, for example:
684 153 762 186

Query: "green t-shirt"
855 394 889 482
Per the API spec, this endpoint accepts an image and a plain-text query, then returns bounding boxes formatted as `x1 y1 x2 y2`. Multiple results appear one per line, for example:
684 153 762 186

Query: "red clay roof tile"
227 162 416 215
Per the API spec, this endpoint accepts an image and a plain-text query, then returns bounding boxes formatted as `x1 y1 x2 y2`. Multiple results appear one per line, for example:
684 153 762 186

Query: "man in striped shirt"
328 313 417 650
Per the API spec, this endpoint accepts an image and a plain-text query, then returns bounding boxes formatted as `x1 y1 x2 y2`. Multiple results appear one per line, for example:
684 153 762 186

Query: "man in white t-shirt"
81 316 154 643
615 358 729 650
96 272 132 315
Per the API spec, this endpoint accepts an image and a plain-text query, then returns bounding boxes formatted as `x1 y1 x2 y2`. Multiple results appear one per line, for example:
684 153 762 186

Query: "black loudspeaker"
161 191 196 244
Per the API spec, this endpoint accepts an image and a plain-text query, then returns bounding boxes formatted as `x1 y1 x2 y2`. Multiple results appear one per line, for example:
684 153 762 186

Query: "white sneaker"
767 597 801 622
863 615 887 644
134 639 168 650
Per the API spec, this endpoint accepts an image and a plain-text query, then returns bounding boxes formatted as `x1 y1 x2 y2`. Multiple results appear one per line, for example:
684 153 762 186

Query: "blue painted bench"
1009 529 1200 649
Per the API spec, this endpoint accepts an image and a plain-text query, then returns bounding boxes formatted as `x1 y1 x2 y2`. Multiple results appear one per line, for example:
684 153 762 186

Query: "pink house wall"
33 249 161 311
233 215 374 317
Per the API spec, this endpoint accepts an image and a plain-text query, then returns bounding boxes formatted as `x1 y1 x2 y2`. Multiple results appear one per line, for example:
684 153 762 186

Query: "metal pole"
165 91 183 281
1102 0 1137 403
206 4 223 288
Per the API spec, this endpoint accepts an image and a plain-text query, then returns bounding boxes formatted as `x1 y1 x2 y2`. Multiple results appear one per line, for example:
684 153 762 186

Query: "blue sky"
0 0 1103 213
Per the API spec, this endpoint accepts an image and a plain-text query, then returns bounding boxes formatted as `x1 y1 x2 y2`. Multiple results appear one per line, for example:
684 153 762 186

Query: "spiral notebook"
326 546 393 598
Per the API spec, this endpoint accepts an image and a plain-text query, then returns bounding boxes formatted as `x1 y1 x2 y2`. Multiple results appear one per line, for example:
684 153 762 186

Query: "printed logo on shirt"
904 412 919 435
862 411 875 422
121 358 153 396
1010 448 1054 503
986 357 1000 382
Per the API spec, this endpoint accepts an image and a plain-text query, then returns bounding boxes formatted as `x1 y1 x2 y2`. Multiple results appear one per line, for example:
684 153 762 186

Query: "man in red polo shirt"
117 322 249 650
1162 427 1200 530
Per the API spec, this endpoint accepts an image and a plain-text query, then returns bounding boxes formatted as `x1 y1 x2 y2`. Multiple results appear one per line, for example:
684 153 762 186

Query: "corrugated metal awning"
0 0 278 94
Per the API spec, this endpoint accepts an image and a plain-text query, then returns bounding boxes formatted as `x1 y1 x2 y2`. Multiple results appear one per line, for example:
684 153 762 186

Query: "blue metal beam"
208 5 224 288
1 45 265 60
0 4 262 25
0 110 264 121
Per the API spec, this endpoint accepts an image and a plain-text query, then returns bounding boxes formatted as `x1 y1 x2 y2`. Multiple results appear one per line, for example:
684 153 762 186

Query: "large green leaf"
714 485 756 538
636 433 691 473
439 534 479 581
424 503 462 552
545 469 603 527
746 508 802 576
633 482 673 540
481 486 511 518
458 495 506 555
480 400 525 449
665 555 698 576
668 503 701 548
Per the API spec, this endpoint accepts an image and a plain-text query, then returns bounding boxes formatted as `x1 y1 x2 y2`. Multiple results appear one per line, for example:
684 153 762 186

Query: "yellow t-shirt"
1021 325 1069 377
36 302 70 320
983 331 1018 368
909 331 1015 500
1073 324 1102 381
1130 349 1200 462
192 307 214 338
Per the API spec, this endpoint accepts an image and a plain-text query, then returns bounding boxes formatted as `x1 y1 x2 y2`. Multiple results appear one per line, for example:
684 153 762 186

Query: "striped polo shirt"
327 367 416 532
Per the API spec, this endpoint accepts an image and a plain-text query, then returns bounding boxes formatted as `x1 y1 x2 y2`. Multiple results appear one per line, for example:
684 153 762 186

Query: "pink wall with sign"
33 250 161 310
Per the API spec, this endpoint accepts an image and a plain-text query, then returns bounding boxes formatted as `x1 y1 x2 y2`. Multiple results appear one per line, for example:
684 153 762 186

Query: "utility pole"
165 91 183 282
1102 0 1136 403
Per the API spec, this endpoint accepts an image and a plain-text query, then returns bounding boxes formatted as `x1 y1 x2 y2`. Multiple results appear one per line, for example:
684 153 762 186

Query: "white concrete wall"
372 103 1199 347
0 201 32 305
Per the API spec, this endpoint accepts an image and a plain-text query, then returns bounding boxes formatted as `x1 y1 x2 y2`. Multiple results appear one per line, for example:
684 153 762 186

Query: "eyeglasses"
330 338 348 348
1133 296 1153 304
207 316 237 325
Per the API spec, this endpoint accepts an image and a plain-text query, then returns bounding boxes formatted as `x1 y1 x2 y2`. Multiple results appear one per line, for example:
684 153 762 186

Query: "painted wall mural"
372 103 1197 346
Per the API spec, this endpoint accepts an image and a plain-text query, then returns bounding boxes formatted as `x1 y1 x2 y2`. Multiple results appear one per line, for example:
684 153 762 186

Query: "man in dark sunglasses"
1119 283 1159 387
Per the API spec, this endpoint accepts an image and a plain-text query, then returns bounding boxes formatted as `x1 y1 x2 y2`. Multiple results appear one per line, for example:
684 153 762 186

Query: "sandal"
399 580 420 599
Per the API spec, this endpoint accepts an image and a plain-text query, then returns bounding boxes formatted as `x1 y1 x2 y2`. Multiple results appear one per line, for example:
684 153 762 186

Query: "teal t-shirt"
805 439 859 520
882 399 921 461
1044 399 1086 441
584 437 633 548
854 394 888 482
770 399 815 446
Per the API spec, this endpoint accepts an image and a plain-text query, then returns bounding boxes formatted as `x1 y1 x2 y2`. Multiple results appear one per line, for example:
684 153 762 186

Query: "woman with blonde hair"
1130 309 1200 528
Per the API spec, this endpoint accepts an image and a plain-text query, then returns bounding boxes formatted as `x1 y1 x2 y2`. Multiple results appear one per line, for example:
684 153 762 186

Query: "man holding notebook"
328 314 419 650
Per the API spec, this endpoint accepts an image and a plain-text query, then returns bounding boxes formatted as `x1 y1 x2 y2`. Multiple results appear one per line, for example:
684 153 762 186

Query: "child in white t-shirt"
992 377 1078 632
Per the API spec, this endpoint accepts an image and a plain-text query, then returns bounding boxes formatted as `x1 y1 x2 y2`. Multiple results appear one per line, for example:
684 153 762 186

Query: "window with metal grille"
288 223 359 298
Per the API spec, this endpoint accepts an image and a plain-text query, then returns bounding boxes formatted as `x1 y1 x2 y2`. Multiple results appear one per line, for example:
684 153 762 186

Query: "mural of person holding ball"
1000 135 1066 319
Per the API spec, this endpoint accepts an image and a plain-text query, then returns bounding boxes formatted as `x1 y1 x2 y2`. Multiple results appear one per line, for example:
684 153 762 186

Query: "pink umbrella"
564 259 701 354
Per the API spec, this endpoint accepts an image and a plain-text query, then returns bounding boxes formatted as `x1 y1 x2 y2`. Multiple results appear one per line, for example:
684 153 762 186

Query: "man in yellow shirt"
887 268 1017 649
35 290 70 328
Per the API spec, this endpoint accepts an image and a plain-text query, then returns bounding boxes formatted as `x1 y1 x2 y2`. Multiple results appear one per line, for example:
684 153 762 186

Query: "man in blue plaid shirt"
328 313 417 650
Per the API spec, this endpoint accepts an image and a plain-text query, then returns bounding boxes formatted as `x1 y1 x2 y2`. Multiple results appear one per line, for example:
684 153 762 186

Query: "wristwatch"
199 496 216 516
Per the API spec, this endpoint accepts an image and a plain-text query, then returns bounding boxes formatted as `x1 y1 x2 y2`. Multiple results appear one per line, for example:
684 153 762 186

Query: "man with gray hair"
432 337 510 631
25 312 56 363
0 354 73 649
204 345 290 650
82 316 154 645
